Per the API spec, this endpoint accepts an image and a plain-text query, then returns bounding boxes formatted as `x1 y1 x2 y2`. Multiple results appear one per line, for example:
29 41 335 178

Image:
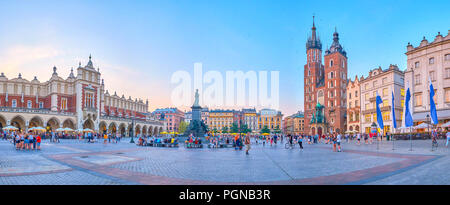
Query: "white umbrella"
63 127 74 132
83 128 94 133
55 128 66 132
414 123 431 129
2 125 18 131
75 128 84 133
440 121 450 128
29 126 47 132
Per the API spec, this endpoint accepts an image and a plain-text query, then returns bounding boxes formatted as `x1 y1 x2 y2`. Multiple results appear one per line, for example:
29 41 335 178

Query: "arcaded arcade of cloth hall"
0 56 164 136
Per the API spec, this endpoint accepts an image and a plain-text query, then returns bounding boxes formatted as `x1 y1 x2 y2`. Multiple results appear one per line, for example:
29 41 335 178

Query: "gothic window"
61 97 68 110
330 60 334 67
330 72 334 79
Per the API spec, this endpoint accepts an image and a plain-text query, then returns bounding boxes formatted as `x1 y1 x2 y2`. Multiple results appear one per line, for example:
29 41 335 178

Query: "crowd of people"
137 135 178 146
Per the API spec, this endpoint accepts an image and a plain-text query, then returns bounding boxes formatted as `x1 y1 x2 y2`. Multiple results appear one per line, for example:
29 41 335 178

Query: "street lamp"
426 114 430 137
130 116 135 143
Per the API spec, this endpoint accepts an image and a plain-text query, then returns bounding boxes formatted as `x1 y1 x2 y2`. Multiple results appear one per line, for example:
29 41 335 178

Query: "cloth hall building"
0 56 164 136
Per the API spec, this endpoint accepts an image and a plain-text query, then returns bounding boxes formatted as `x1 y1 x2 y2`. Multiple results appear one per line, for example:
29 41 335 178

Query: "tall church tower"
304 16 324 135
323 28 347 134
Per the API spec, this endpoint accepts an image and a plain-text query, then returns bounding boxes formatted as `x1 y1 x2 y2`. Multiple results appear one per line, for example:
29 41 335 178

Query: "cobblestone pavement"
0 138 449 185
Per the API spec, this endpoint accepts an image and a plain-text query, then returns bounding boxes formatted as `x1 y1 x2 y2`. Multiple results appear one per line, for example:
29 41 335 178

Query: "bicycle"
432 139 438 150
285 142 295 149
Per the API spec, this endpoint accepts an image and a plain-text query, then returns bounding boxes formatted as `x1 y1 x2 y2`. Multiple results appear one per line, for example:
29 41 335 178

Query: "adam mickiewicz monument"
184 89 207 137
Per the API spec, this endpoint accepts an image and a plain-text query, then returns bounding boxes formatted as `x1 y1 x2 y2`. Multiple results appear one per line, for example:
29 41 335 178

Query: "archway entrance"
83 119 94 130
108 123 117 134
62 119 76 129
135 125 141 136
46 118 60 133
99 122 107 134
29 116 44 128
0 115 6 131
119 123 126 136
11 115 26 132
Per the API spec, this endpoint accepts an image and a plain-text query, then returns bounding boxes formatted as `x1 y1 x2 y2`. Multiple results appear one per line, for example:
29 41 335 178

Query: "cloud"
0 45 62 79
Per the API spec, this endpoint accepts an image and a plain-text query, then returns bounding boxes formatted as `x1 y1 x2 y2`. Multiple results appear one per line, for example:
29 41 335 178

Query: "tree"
240 124 251 134
178 121 188 134
273 125 282 134
221 126 228 134
260 125 270 134
231 123 239 133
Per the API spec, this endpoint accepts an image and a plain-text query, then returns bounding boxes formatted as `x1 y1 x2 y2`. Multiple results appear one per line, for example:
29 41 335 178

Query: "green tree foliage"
178 121 188 134
260 125 270 134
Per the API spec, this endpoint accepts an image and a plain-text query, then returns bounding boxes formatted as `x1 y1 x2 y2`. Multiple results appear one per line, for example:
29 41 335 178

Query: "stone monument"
184 89 208 137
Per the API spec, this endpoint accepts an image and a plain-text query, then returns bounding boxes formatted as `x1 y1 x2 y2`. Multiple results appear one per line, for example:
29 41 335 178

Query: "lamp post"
130 116 135 143
426 114 430 139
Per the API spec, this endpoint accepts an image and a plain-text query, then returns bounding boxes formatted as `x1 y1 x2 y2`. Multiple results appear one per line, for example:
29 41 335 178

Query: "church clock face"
317 90 324 105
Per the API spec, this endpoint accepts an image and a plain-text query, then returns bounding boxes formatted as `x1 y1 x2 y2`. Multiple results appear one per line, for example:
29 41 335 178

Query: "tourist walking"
446 130 450 148
244 135 251 155
298 135 303 150
337 133 342 152
357 133 361 145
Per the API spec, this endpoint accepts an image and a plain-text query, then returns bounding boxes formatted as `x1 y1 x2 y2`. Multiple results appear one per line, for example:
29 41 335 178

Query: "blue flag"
404 88 414 127
376 92 384 130
392 91 397 129
429 79 438 125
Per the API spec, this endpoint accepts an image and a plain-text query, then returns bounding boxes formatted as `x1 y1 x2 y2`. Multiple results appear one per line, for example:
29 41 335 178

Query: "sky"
0 0 449 116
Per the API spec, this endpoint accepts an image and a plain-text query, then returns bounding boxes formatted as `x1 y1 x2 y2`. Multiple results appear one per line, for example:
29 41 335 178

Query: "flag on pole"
376 91 384 130
404 87 414 127
391 91 397 129
429 77 438 125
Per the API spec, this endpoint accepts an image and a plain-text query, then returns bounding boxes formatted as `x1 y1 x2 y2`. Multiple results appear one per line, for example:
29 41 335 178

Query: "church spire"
306 15 322 51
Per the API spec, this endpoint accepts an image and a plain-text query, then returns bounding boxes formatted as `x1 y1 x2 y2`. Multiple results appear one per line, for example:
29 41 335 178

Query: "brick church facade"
304 17 348 136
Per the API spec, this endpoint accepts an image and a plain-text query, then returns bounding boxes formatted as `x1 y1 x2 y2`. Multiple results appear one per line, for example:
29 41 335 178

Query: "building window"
415 74 421 85
12 100 17 108
330 60 334 67
27 100 32 108
39 102 44 108
365 84 369 90
445 68 450 79
415 61 420 68
85 92 94 108
365 114 371 123
373 81 377 87
365 104 370 110
414 93 423 106
349 93 352 99
445 54 450 61
383 88 388 97
401 88 405 97
445 89 450 103
349 102 352 108
382 77 387 84
383 100 388 107
429 57 435 64
355 91 358 97
383 112 390 121
365 93 369 101
430 71 436 82
61 97 68 110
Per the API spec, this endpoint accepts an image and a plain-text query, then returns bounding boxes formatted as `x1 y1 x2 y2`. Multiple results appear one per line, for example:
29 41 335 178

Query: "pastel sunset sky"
1 0 449 115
